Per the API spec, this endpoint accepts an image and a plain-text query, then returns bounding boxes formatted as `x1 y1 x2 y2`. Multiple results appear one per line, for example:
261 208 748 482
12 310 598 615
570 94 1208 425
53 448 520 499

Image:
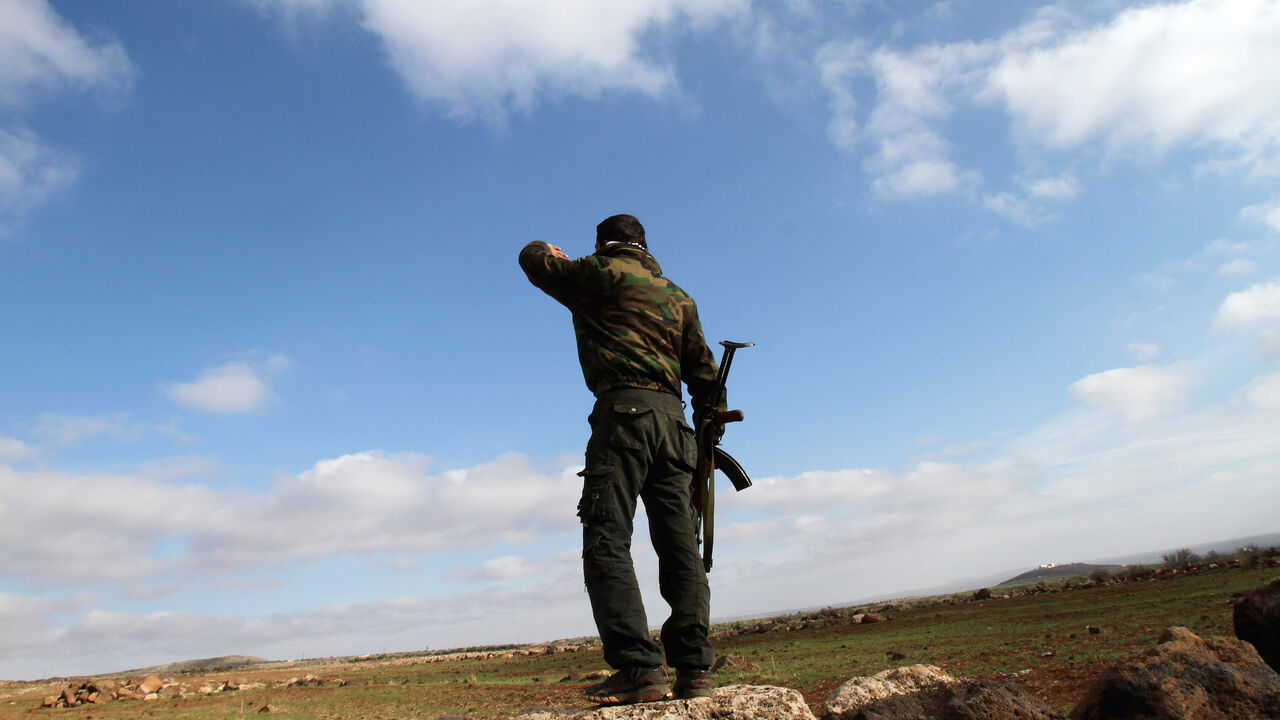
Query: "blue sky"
2 0 1279 680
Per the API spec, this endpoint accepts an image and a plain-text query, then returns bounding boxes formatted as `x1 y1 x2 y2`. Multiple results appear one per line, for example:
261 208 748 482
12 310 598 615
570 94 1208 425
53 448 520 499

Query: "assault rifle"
693 340 754 573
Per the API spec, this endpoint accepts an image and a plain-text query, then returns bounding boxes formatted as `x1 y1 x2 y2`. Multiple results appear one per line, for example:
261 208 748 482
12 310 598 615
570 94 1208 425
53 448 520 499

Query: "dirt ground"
2 561 1273 719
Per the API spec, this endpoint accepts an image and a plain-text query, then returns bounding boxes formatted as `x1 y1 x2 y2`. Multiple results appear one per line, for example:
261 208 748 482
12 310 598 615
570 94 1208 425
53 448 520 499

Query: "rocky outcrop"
823 664 1062 720
511 685 816 720
1234 576 1280 672
40 674 263 708
1069 626 1280 719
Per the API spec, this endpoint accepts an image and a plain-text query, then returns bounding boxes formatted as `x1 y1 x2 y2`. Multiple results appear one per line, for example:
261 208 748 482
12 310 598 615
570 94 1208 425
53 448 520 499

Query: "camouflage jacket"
519 240 721 408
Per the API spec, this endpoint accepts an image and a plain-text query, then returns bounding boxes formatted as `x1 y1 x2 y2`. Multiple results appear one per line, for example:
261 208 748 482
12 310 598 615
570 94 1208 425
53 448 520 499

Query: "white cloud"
1219 259 1261 277
0 0 133 233
987 0 1280 175
263 0 747 123
0 0 133 109
1068 364 1192 421
1127 342 1161 362
0 464 221 586
1238 370 1280 409
164 354 289 414
983 191 1048 226
192 451 579 570
1263 327 1280 365
819 0 1280 207
30 412 131 447
1025 172 1080 199
445 555 550 582
860 44 988 199
816 40 865 151
0 449 581 587
1241 196 1280 233
0 435 38 463
0 126 79 235
1213 281 1280 330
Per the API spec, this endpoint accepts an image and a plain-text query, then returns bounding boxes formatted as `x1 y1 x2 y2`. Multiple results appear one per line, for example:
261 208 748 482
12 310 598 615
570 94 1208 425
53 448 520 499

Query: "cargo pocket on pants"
577 464 614 560
576 464 615 527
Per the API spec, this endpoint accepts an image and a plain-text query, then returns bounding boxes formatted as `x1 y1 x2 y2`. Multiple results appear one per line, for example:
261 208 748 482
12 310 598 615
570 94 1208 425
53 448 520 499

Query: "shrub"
1161 548 1200 569
1089 567 1112 583
1125 564 1153 580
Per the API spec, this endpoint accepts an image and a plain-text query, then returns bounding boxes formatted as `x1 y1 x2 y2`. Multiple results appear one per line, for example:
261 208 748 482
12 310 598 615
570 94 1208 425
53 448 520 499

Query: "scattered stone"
1068 626 1280 719
860 613 885 624
824 664 1062 720
1086 626 1102 635
711 654 743 671
1234 576 1280 672
137 676 164 694
885 650 907 662
974 588 993 600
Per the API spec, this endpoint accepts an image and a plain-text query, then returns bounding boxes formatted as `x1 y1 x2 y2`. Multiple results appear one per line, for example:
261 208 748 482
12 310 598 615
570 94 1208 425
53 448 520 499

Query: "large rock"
1069 626 1280 719
511 685 816 720
823 664 1062 720
1234 576 1280 672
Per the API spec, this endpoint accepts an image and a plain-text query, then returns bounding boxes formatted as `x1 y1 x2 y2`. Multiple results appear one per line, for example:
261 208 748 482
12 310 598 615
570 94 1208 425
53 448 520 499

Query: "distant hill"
997 562 1123 587
123 655 270 675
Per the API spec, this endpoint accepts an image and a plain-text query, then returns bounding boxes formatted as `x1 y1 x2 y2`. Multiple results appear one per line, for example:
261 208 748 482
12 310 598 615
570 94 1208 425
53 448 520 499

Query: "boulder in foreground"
512 684 816 720
822 664 1062 720
1069 626 1280 719
1234 575 1280 672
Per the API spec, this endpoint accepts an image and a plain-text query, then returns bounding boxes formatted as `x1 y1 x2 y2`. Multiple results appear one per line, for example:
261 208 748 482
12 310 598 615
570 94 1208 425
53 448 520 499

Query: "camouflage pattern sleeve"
520 239 720 402
681 302 724 410
518 241 599 313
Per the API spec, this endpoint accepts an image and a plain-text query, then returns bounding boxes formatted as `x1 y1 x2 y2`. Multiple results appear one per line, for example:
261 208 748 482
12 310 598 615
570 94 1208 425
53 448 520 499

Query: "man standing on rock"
519 214 720 705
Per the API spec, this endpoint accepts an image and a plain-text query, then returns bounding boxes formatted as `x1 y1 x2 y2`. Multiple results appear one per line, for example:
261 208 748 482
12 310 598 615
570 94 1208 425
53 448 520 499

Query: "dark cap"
596 214 646 248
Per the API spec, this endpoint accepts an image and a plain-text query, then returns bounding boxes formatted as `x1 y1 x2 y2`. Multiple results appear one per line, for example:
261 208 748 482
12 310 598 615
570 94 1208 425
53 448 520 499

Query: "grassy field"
2 562 1274 720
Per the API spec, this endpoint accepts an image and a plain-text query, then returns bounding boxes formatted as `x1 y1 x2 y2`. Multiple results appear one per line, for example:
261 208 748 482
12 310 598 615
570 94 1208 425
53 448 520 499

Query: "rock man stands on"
519 214 722 705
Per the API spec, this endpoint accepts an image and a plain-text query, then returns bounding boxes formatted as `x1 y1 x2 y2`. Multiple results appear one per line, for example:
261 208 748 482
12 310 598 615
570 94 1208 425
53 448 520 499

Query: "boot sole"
586 685 673 705
675 688 713 699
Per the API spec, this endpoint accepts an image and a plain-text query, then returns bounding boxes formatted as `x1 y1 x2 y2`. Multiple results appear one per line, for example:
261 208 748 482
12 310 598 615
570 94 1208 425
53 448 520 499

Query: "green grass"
3 562 1274 719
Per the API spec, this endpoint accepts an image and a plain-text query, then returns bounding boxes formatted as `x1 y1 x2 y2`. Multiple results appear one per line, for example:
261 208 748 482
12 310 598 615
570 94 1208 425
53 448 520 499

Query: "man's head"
596 214 647 250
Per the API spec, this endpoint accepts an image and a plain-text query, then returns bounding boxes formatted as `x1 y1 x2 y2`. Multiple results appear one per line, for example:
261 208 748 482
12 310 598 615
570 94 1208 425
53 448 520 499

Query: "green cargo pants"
578 388 713 671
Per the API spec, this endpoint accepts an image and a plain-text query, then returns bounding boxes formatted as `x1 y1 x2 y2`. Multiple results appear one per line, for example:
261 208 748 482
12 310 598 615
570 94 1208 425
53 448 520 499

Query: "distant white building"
1039 562 1056 569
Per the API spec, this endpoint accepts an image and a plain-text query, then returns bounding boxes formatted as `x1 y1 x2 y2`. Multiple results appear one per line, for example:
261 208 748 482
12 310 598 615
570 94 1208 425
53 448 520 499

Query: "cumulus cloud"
819 0 1280 207
30 413 132 448
1238 370 1280 409
0 0 133 233
0 449 580 587
1241 196 1280 234
0 125 80 235
262 0 747 122
1213 281 1280 330
858 44 988 199
0 0 133 109
445 555 550 582
164 354 289 414
0 435 38 463
1139 238 1267 289
1025 172 1080 199
1068 364 1192 421
984 191 1049 226
0 464 222 586
987 0 1280 174
1219 259 1261 277
1128 342 1161 362
191 451 579 570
